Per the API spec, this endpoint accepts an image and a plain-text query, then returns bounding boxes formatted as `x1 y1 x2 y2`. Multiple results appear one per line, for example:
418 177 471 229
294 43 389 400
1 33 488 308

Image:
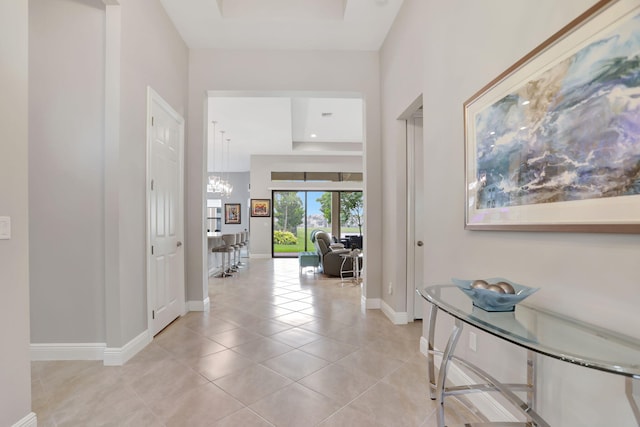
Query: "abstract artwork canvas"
464 0 640 233
250 199 271 217
224 203 241 224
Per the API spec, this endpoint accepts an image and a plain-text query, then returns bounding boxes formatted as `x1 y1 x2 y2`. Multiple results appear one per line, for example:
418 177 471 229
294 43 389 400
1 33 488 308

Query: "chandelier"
208 121 233 197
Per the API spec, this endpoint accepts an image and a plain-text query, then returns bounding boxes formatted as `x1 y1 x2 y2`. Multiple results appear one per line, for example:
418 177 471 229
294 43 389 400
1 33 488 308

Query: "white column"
104 1 123 347
0 1 34 425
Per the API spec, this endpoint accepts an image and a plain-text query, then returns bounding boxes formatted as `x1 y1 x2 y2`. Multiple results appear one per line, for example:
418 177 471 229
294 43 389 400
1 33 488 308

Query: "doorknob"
417 241 424 247
177 241 183 247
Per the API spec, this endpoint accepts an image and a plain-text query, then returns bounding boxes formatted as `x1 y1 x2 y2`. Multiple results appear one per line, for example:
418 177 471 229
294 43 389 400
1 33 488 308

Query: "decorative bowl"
451 277 539 312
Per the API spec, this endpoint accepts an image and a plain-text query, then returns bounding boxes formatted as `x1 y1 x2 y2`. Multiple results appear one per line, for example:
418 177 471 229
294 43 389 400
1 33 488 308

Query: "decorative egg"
471 279 489 289
496 281 515 294
487 284 506 294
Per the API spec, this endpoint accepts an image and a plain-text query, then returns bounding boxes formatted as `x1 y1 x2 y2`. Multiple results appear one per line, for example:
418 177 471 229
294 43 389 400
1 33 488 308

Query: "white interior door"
148 88 185 336
407 112 424 320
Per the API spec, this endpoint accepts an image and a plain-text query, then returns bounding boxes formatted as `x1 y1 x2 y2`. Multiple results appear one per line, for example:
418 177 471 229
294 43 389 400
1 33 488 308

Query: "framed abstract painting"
224 203 241 224
464 0 640 233
250 199 271 217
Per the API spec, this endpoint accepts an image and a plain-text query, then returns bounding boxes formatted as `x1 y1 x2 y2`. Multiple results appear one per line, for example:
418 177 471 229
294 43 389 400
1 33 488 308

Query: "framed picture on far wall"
224 203 241 224
250 199 271 217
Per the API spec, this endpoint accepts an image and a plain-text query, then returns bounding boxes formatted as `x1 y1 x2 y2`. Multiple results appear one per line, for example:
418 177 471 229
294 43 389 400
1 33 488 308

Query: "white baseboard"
31 330 151 366
419 336 518 422
103 330 151 366
249 253 271 259
362 297 410 326
186 296 210 312
12 412 37 427
380 299 409 325
30 342 105 361
363 296 381 309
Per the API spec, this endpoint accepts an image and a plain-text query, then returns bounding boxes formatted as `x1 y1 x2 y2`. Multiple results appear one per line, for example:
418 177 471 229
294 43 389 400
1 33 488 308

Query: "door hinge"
152 310 155 319
151 179 154 190
151 116 154 126
151 245 154 255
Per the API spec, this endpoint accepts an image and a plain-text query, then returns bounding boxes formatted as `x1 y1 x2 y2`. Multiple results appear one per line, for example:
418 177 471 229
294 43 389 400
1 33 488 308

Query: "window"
339 191 364 249
271 190 363 257
271 172 362 182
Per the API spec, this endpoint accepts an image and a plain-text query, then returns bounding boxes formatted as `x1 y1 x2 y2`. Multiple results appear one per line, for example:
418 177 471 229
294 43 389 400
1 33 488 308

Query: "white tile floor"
32 258 482 426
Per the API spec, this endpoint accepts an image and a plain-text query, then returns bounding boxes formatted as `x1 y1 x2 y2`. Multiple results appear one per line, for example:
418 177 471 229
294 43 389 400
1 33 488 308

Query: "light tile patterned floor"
32 258 482 426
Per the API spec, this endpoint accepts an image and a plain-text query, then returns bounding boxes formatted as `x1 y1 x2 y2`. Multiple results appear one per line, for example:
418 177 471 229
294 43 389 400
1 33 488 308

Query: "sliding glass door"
272 190 332 257
339 191 363 249
272 190 363 257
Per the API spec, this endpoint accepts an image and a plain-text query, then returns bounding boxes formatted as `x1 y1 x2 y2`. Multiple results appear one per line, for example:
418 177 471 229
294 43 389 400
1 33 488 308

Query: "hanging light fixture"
208 122 233 197
216 129 226 194
207 121 218 193
223 137 233 197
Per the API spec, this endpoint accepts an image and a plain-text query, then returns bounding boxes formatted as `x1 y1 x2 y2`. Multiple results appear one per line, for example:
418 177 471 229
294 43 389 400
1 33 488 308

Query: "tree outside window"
316 191 363 236
273 192 304 234
341 192 363 236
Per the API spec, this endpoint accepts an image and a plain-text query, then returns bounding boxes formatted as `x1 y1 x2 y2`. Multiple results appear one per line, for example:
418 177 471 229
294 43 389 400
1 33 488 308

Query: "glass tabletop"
339 251 363 258
420 285 640 378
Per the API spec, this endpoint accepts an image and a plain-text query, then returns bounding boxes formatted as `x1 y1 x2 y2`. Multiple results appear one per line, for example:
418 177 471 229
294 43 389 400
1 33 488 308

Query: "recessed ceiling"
208 94 364 172
159 0 404 50
161 1 401 173
291 97 363 143
219 0 347 21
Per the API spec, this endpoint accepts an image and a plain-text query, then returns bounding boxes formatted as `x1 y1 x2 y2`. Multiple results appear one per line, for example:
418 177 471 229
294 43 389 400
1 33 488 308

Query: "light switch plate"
0 216 11 239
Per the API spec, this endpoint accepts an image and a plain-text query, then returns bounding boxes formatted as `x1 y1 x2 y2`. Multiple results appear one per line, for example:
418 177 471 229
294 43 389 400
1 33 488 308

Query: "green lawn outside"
273 226 359 254
273 227 326 253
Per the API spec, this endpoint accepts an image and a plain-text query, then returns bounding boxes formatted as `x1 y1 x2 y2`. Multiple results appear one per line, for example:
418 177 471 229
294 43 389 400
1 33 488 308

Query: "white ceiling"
159 0 405 50
208 95 364 172
160 0 404 172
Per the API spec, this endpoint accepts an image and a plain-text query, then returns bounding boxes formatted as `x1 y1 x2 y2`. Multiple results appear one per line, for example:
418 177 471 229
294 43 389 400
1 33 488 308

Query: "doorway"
146 87 185 336
406 107 424 320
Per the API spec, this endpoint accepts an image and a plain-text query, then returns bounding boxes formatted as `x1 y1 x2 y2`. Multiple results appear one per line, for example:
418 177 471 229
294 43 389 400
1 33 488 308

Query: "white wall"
0 1 33 425
115 0 188 344
28 0 188 351
29 0 106 343
209 172 251 234
379 0 426 313
249 154 363 257
187 49 382 303
380 0 640 425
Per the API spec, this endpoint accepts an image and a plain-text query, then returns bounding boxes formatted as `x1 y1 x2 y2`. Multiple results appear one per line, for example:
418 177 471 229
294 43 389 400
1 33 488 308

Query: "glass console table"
419 285 640 427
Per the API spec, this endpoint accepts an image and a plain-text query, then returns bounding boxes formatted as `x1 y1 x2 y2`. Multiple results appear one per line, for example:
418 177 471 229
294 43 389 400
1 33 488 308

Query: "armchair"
313 231 354 277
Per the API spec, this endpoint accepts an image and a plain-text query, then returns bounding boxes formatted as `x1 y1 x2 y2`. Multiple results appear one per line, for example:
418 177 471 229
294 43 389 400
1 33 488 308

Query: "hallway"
32 258 481 426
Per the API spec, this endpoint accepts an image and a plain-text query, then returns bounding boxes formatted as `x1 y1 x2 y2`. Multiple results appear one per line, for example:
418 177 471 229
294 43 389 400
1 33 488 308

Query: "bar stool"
222 234 239 271
212 241 234 277
235 233 246 266
241 231 249 257
233 233 243 269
